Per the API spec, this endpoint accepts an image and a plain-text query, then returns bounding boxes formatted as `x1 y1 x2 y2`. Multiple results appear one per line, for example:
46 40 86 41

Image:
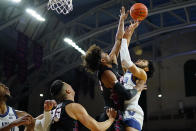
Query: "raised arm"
123 21 139 47
67 103 116 131
122 60 147 82
109 6 128 58
120 38 147 82
34 100 56 130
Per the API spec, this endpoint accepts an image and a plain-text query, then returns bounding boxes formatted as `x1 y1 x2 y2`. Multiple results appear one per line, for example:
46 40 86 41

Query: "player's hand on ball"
106 108 117 120
44 100 57 112
129 20 140 31
123 21 140 39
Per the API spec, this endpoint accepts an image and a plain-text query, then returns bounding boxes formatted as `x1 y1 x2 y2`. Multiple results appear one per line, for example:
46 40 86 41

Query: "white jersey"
123 71 144 129
0 106 19 131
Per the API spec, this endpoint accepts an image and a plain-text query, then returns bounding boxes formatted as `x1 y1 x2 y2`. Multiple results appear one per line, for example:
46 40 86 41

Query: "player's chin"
6 92 11 97
135 63 140 67
5 94 12 100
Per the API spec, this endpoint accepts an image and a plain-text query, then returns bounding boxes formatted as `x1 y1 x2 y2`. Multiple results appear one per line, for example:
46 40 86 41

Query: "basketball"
130 3 148 21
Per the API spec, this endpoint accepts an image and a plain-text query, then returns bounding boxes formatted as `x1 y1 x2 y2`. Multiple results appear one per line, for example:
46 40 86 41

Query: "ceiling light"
64 38 86 55
26 8 45 22
11 0 21 3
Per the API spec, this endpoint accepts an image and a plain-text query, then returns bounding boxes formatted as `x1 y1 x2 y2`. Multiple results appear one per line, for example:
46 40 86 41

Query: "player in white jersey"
0 105 19 131
122 71 145 131
120 22 154 131
0 82 34 131
33 100 57 131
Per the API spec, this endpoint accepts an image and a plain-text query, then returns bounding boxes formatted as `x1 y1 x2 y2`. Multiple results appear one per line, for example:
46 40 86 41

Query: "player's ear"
66 89 71 94
101 58 105 63
144 67 149 72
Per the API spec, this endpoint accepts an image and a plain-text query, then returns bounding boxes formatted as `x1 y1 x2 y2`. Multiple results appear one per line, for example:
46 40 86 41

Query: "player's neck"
0 101 7 115
103 63 112 68
66 95 74 101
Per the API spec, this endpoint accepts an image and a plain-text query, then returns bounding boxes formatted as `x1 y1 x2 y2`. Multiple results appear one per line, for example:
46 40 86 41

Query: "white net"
48 0 73 15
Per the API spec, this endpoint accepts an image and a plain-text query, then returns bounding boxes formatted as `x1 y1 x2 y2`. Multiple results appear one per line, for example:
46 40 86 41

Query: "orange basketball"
130 3 148 21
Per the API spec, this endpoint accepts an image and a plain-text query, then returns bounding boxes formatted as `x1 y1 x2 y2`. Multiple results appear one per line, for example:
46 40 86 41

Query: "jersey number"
123 77 129 84
128 111 135 116
1 122 15 131
52 107 62 122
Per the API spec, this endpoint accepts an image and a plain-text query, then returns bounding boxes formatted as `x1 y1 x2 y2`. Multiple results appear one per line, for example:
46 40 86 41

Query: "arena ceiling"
0 0 196 91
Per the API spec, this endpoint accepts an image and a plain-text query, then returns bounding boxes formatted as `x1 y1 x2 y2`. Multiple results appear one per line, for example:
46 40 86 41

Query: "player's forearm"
116 18 125 40
111 18 125 57
42 111 52 129
128 66 147 81
127 31 134 47
0 123 14 131
111 39 121 57
96 118 114 131
113 81 137 100
34 111 51 131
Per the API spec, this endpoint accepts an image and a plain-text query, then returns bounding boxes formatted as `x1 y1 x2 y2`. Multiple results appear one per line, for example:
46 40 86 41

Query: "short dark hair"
82 44 102 73
146 60 154 78
50 80 64 97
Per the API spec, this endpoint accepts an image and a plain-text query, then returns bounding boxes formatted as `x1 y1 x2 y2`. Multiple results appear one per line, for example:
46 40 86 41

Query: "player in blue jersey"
0 82 34 131
120 21 154 131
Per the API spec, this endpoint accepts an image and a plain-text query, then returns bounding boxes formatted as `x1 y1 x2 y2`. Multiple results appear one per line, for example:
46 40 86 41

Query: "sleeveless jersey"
98 63 124 111
123 71 144 116
0 106 19 131
50 100 78 131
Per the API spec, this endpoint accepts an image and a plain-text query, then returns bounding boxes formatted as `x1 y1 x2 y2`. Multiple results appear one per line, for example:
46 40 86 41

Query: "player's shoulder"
67 103 83 109
67 103 85 111
15 110 28 117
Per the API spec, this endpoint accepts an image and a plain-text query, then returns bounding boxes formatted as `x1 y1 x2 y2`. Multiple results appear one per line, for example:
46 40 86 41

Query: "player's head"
50 80 75 103
135 59 154 78
0 82 11 102
82 44 112 72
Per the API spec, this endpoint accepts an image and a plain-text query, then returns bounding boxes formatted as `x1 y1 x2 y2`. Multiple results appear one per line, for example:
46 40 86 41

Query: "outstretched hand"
44 100 57 112
120 6 129 21
106 108 117 120
129 20 140 31
116 6 129 40
123 21 140 39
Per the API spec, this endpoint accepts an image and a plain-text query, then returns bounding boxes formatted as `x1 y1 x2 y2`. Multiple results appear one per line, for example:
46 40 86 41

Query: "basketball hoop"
48 0 73 15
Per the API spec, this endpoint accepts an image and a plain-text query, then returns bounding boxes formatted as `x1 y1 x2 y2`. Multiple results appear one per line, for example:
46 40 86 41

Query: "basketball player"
120 22 154 131
33 100 57 131
82 6 146 131
49 80 117 131
0 82 34 131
